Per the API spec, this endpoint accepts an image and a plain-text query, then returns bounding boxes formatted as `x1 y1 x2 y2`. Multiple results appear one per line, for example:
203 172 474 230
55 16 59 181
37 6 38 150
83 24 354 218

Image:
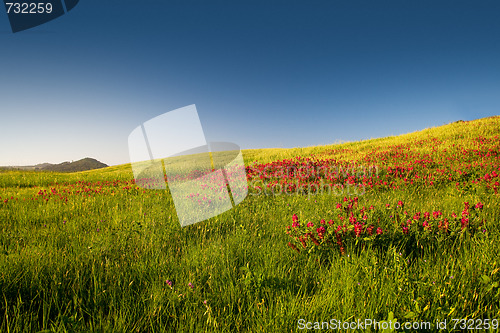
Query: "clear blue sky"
1 0 499 166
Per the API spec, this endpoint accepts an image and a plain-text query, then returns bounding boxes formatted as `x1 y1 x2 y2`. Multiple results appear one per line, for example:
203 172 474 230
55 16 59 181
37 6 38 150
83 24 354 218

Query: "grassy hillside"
241 116 500 164
0 116 499 332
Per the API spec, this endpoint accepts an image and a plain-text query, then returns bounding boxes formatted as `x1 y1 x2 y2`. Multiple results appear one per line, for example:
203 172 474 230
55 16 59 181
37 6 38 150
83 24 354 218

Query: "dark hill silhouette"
3 158 108 172
39 158 108 172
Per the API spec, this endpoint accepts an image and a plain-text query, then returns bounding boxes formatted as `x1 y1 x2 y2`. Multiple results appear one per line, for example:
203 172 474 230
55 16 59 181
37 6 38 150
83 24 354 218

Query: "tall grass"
1 117 499 332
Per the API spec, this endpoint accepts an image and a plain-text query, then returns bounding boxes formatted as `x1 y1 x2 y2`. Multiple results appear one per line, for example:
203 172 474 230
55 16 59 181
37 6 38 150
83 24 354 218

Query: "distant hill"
3 158 109 173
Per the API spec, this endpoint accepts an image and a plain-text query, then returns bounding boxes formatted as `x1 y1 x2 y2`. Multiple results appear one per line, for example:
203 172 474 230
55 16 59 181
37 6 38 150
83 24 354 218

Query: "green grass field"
1 117 500 332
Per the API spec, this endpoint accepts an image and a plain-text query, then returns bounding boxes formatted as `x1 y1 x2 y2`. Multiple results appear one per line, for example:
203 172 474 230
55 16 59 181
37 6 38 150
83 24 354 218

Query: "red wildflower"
354 223 363 237
461 217 469 230
287 242 300 253
422 220 430 230
366 225 375 235
307 233 320 246
316 226 326 239
299 236 307 248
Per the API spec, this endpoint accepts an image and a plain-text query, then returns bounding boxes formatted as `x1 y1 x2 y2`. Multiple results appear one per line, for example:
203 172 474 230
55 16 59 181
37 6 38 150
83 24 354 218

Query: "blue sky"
1 0 499 166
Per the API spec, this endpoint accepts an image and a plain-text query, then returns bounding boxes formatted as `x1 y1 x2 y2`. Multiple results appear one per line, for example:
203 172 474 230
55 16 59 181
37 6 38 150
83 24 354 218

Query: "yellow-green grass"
0 116 499 332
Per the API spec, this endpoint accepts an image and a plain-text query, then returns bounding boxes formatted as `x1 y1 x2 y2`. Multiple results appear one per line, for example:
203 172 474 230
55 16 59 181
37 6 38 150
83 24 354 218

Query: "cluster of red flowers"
0 196 15 204
246 130 500 195
286 197 485 255
1 180 142 205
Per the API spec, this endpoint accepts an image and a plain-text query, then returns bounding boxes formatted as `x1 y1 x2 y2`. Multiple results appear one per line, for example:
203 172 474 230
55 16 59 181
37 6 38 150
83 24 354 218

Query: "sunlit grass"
1 116 499 332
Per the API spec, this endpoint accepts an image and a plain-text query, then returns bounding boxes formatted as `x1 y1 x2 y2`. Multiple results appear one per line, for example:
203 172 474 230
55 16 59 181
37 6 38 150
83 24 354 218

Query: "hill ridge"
2 157 108 173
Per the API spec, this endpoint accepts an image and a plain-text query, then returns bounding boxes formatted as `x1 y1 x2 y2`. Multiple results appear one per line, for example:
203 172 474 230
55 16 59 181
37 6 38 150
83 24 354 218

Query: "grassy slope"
242 117 499 164
5 115 496 179
0 116 499 332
